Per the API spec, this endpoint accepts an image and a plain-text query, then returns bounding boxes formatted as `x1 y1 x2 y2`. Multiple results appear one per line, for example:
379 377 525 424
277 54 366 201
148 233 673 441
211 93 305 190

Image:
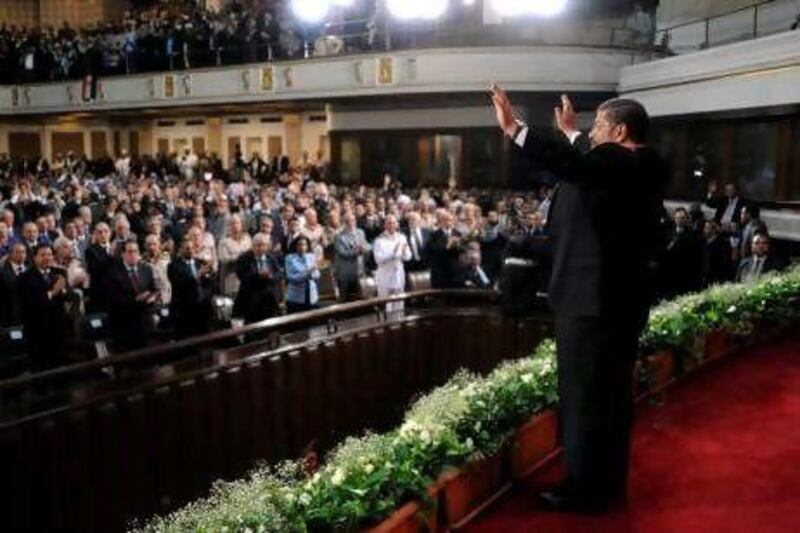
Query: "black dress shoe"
538 488 616 515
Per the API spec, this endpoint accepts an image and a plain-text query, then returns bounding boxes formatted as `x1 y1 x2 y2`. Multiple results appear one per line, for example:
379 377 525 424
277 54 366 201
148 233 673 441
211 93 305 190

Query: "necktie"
129 267 140 293
189 260 197 278
15 265 23 276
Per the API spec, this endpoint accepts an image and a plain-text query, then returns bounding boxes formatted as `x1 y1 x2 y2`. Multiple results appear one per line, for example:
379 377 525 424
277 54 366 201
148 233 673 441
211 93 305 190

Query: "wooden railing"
0 290 551 532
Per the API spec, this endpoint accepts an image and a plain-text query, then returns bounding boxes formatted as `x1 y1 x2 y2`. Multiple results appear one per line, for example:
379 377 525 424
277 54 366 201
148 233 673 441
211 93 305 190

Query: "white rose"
520 373 533 384
364 463 375 474
331 468 346 486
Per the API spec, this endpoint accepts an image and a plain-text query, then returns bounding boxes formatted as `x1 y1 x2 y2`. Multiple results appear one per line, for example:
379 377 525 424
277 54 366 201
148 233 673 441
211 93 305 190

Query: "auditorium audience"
105 240 158 351
706 181 744 227
0 141 792 374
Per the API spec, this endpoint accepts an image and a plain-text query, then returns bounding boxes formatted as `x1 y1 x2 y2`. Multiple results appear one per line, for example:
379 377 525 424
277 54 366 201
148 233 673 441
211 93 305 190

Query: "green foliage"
641 265 800 353
139 266 800 532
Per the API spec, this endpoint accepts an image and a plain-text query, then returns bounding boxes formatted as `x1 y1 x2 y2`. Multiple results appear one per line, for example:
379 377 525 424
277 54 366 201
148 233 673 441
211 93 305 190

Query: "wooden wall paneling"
385 324 407 418
176 379 205 501
129 131 139 156
51 131 83 158
2 426 32 530
321 340 343 447
337 336 359 436
355 331 378 430
776 119 793 200
90 131 108 159
404 321 423 404
200 373 226 488
192 136 206 156
303 345 325 451
120 393 156 525
93 402 123 532
245 360 271 463
287 350 309 456
60 410 94 530
371 327 391 432
221 365 249 478
266 355 289 460
32 418 61 530
8 132 42 158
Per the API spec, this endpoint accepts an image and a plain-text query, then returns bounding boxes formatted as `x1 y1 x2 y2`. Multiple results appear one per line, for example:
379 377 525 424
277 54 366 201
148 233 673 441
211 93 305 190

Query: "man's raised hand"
489 83 518 138
555 94 579 139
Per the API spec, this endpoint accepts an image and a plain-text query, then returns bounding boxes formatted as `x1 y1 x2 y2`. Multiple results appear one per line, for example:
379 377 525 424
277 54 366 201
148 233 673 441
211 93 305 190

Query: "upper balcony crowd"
0 0 659 86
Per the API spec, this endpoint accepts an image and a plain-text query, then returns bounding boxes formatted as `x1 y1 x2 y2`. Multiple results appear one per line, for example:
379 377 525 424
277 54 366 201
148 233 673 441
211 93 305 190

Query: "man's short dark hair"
745 204 761 219
33 243 52 256
598 98 650 143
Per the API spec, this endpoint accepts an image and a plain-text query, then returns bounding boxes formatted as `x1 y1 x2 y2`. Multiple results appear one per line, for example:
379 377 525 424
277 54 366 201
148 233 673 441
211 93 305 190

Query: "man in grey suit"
736 232 784 283
334 211 371 301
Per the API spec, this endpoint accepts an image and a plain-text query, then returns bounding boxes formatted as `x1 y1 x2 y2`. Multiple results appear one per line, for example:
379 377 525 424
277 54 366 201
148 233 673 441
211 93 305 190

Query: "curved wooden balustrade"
0 290 551 532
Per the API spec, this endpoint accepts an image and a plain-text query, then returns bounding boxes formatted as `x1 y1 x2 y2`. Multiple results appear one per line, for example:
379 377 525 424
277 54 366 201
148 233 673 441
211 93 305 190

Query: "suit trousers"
554 309 646 499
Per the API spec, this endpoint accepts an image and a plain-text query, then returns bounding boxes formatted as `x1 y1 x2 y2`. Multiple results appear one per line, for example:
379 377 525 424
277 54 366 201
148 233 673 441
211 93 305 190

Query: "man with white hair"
373 215 412 313
233 232 281 324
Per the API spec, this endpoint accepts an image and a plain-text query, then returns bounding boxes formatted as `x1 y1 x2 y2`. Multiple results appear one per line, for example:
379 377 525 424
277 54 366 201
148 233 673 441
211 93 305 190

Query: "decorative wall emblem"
147 77 156 98
22 87 31 106
97 81 106 101
282 67 293 88
10 86 18 107
353 60 364 85
405 57 418 82
377 57 394 85
241 69 251 92
261 67 274 91
180 73 192 97
66 84 76 103
164 75 175 98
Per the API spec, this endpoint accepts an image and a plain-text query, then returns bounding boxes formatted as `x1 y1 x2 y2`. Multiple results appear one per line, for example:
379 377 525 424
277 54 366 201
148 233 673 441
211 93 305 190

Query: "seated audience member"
143 234 172 305
480 210 507 282
427 209 463 289
662 207 704 297
739 204 768 260
17 244 72 371
0 242 27 326
285 236 320 314
218 214 252 297
105 240 159 351
736 232 784 282
706 181 744 228
702 220 733 287
334 211 370 302
373 215 412 313
85 222 115 313
459 248 493 289
168 239 215 338
20 222 43 261
233 233 281 324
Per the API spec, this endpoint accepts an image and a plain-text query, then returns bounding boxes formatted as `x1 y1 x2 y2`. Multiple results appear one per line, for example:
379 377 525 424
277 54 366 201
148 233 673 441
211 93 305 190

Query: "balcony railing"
654 0 800 57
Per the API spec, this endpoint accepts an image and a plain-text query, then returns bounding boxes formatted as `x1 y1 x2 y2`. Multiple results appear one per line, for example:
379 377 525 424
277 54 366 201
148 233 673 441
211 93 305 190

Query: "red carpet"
466 336 800 533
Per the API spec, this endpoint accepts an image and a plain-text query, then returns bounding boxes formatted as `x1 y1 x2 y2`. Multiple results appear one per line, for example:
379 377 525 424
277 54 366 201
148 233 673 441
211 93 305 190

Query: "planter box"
643 350 675 392
365 499 438 533
509 410 559 480
439 451 510 529
704 330 735 360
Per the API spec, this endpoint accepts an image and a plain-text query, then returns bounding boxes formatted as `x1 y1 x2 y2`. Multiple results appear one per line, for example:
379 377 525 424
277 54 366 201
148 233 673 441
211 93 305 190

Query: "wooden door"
8 132 42 158
91 131 108 158
267 136 283 159
51 131 84 158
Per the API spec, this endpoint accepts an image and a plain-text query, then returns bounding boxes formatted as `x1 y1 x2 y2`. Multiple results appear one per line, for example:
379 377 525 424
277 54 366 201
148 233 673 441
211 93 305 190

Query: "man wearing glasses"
491 85 667 513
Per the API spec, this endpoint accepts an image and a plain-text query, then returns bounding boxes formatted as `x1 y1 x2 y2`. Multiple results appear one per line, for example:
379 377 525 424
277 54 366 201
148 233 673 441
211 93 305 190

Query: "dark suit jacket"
516 130 666 317
0 261 24 326
85 243 115 311
458 266 493 289
706 195 744 225
233 251 281 324
403 227 431 272
662 229 704 297
703 235 733 287
168 258 214 338
105 261 158 350
17 267 71 368
425 228 463 289
735 255 783 282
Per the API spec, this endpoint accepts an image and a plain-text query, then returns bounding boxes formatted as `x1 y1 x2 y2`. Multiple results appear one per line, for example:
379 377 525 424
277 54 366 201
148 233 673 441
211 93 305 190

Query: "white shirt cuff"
514 125 581 147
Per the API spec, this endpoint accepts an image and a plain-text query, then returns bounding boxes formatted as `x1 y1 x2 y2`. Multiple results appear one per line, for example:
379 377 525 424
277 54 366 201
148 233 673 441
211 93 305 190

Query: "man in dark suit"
458 247 493 289
403 211 430 272
706 181 744 227
84 222 115 313
105 240 159 351
233 233 281 324
0 242 27 326
492 86 666 513
661 207 704 297
739 204 767 260
168 238 215 339
702 220 733 287
17 244 72 371
736 232 784 282
426 210 463 289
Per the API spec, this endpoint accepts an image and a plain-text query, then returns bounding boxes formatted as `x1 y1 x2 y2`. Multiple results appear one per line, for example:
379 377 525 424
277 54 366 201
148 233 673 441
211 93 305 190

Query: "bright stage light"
292 0 331 24
387 0 449 20
490 0 569 17
331 0 354 6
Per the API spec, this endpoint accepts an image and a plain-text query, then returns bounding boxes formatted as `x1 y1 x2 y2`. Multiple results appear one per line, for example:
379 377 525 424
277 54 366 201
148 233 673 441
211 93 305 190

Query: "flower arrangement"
138 267 800 532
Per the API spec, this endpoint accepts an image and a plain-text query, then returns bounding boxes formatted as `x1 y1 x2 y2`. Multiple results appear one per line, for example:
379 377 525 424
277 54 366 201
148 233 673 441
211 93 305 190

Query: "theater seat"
82 313 110 341
407 271 431 291
317 267 339 301
359 276 377 299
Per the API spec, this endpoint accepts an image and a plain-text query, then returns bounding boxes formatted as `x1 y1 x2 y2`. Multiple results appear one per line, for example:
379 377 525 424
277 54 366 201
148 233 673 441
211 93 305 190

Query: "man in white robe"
373 215 412 313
